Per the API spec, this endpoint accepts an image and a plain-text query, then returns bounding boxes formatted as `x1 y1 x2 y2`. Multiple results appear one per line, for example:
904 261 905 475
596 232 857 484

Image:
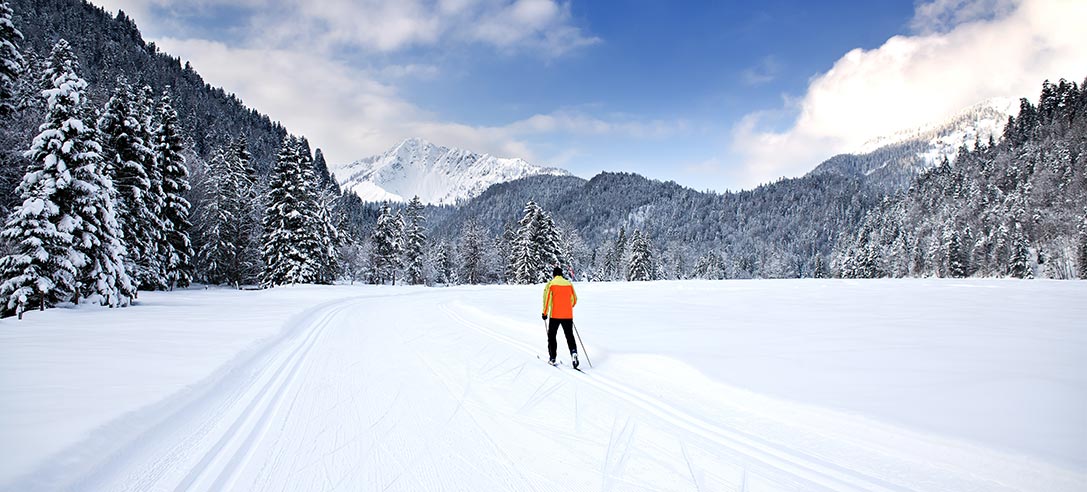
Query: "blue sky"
92 0 1086 191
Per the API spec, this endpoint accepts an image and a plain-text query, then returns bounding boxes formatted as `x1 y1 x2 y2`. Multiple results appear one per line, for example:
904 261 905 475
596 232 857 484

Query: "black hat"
552 266 563 277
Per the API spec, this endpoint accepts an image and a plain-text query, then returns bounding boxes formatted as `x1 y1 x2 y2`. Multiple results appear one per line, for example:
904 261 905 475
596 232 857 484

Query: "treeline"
425 170 878 280
352 199 661 287
835 78 1087 279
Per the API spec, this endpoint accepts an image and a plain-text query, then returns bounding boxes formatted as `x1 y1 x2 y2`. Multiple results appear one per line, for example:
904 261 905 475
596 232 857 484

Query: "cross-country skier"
542 266 579 368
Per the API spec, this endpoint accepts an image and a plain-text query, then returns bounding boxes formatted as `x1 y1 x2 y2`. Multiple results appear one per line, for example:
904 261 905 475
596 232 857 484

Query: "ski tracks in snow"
441 301 920 492
172 299 354 491
10 288 1074 492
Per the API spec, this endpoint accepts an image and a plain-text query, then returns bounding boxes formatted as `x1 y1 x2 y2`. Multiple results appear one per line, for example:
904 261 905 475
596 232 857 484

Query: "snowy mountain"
809 98 1019 190
334 138 571 205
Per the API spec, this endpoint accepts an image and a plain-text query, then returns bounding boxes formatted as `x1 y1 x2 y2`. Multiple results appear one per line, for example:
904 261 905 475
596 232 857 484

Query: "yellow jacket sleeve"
542 279 553 315
571 284 577 307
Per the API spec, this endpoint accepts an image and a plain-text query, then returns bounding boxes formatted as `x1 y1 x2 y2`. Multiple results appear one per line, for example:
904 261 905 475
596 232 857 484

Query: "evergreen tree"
1009 226 1032 279
97 81 164 291
193 147 234 284
602 227 627 281
627 229 656 281
434 240 456 285
311 148 339 195
138 84 170 287
460 218 487 284
947 228 967 278
812 255 829 278
370 203 403 285
508 201 544 284
532 207 564 275
298 143 339 284
0 0 23 117
226 136 261 285
154 89 193 289
261 136 325 286
0 39 129 317
402 195 427 285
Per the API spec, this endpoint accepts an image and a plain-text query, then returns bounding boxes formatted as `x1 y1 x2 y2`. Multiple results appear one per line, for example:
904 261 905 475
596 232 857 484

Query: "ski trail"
441 301 915 492
174 300 354 492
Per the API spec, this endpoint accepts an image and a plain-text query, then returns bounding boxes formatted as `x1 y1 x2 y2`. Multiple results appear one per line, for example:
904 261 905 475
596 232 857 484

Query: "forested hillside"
0 0 287 214
427 171 879 280
835 79 1087 279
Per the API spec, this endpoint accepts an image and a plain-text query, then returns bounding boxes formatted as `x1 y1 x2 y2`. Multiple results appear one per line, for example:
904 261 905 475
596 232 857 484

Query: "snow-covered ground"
1 279 1084 491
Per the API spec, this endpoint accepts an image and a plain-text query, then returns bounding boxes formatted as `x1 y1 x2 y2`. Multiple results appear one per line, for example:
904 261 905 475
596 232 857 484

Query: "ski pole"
572 322 592 368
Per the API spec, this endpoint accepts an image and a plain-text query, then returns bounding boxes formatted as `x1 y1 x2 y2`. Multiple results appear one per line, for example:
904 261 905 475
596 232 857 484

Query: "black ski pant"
548 318 577 361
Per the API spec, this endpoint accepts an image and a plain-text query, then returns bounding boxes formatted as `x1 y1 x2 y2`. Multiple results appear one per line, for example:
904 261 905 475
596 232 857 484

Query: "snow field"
0 279 1084 491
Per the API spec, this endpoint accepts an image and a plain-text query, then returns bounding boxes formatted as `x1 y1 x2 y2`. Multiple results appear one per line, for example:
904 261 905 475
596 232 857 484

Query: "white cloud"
731 0 1087 190
84 0 617 171
154 38 675 169
92 0 597 57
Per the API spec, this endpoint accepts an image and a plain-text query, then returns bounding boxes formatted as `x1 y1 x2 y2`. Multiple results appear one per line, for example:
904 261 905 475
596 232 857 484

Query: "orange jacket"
542 275 577 319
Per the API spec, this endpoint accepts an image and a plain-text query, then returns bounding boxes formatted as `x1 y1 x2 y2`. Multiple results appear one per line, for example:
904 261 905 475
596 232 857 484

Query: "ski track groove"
418 355 542 492
172 299 356 492
680 440 703 492
440 302 918 492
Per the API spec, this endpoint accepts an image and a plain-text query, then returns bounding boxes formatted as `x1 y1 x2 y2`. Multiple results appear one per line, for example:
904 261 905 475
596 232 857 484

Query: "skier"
542 266 579 368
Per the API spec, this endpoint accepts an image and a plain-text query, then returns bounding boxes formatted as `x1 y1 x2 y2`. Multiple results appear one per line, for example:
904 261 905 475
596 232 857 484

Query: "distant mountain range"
333 138 570 205
809 98 1018 191
337 98 1019 209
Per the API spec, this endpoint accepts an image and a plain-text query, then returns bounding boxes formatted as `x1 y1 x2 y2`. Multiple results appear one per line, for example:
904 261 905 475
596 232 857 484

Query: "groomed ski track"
4 285 1083 492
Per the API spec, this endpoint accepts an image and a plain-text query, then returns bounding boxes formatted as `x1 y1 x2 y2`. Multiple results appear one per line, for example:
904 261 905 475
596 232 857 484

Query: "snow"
334 137 569 205
0 279 1084 491
853 97 1018 156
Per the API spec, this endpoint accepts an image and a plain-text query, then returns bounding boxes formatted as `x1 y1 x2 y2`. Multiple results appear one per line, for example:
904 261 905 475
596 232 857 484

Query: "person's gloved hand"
541 313 548 321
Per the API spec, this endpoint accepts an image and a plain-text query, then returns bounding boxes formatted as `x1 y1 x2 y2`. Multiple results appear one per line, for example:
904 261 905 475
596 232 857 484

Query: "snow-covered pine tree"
261 136 324 286
604 227 627 281
97 81 164 291
1009 225 1033 279
812 255 829 279
193 147 234 284
433 240 456 285
311 148 340 195
138 84 169 288
532 208 564 278
460 218 488 284
508 201 541 284
297 142 339 284
0 39 127 317
947 228 967 278
0 0 23 117
402 195 427 285
154 89 193 289
226 136 262 286
627 229 656 281
370 203 403 285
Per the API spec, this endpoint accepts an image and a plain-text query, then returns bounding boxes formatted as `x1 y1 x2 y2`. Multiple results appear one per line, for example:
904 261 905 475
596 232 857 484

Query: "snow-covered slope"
853 97 1018 156
810 98 1019 190
2 280 1085 491
334 138 570 205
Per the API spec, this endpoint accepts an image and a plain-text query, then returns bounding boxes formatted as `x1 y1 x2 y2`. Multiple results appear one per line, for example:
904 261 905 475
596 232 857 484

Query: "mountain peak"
333 139 570 206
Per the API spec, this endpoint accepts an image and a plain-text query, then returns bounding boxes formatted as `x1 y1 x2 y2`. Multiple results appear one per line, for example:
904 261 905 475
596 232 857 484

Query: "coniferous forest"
0 0 1083 319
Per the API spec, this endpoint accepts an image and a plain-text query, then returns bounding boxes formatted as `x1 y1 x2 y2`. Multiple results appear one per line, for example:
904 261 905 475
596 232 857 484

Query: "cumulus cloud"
731 0 1087 190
